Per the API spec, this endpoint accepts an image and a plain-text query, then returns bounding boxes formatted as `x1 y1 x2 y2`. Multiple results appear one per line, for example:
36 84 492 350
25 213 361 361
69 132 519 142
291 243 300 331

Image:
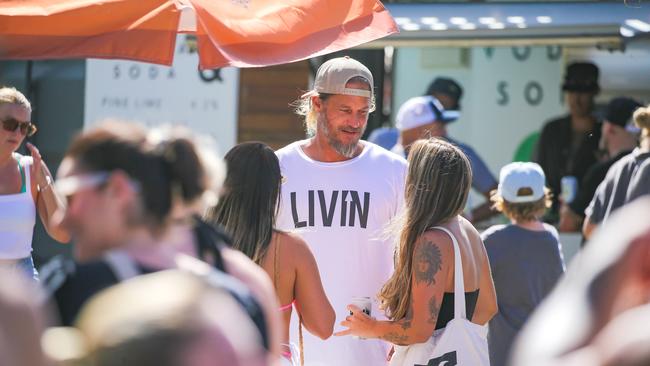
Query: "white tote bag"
390 226 490 366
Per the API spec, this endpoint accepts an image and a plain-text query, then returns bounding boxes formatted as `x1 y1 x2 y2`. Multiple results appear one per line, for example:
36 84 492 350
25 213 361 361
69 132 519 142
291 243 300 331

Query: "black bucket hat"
562 62 600 93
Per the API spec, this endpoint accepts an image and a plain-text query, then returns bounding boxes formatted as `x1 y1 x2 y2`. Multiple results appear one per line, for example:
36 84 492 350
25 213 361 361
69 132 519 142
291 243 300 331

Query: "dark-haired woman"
209 142 335 365
335 138 497 364
0 86 69 281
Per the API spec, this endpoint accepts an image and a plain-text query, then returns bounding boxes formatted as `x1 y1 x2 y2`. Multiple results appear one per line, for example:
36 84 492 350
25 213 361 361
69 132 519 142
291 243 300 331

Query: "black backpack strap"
175 255 270 351
40 255 76 299
207 269 270 351
192 216 231 272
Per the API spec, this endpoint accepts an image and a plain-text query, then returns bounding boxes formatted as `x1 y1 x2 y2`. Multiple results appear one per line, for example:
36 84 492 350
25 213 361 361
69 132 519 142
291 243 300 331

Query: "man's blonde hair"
292 76 376 136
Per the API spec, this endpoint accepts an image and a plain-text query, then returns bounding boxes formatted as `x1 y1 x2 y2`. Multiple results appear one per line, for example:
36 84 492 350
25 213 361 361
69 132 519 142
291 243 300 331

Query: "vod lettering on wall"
484 46 562 107
463 46 564 170
84 35 240 152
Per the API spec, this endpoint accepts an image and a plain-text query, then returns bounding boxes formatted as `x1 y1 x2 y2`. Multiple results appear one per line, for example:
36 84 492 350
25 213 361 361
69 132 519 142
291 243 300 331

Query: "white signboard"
394 46 564 175
84 35 239 152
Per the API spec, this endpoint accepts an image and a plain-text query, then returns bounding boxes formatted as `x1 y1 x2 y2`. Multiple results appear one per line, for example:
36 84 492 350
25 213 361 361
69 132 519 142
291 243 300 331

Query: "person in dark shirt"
533 62 602 223
40 122 276 358
583 104 650 239
48 270 269 366
559 97 643 232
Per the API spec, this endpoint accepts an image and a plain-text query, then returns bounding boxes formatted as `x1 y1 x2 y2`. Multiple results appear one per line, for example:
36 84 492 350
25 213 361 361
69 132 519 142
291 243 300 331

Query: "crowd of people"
0 54 649 366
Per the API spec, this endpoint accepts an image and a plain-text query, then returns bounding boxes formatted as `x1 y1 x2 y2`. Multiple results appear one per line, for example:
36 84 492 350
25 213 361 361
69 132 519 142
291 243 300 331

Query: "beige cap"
302 56 374 98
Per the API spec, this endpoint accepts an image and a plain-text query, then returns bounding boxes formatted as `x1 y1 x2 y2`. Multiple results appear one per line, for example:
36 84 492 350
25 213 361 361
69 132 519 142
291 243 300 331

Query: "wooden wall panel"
238 61 310 150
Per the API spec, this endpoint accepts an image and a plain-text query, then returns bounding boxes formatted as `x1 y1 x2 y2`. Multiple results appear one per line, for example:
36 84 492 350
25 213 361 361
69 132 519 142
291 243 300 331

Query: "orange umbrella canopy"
0 0 398 69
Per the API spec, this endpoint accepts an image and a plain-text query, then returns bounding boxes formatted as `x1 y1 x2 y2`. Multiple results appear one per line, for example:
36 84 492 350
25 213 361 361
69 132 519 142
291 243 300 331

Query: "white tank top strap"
103 250 141 281
17 154 33 199
429 226 467 320
0 154 36 259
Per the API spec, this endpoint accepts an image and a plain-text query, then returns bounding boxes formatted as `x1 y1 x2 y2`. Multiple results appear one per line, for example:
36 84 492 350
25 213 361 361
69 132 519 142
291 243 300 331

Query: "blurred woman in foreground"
44 122 279 362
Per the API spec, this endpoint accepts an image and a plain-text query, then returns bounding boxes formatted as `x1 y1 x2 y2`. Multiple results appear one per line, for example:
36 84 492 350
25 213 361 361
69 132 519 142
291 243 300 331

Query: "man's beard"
319 117 365 158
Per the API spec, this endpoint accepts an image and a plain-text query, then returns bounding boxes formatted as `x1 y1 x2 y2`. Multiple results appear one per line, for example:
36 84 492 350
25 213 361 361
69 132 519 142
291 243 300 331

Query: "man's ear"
312 95 323 112
603 122 622 137
106 170 137 202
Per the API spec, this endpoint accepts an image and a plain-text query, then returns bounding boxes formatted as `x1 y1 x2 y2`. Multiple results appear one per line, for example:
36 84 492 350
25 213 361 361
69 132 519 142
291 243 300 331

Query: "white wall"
394 46 565 178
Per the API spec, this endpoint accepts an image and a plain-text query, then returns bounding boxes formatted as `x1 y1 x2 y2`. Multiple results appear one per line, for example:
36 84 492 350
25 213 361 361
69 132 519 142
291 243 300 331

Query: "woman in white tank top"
0 87 69 280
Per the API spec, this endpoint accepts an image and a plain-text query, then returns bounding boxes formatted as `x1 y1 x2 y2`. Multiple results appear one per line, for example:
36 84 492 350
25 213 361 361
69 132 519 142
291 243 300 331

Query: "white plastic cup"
350 296 372 339
561 176 578 204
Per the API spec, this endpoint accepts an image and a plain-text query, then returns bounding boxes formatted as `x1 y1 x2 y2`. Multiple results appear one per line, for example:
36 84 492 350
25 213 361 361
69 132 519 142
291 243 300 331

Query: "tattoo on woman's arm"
428 296 440 324
399 306 413 330
414 240 442 285
382 332 409 345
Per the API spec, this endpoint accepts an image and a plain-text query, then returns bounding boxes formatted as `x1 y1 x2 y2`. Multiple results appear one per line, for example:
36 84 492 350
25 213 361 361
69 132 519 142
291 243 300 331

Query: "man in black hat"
534 62 602 223
425 77 499 224
426 77 463 111
559 97 643 233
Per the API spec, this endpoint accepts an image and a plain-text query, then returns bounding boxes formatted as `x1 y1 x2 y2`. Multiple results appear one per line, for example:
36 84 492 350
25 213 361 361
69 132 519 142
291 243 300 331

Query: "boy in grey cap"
482 162 565 366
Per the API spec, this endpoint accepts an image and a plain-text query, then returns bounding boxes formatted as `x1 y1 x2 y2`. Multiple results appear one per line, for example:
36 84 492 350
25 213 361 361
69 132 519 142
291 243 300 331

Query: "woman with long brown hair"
208 141 335 365
336 138 497 362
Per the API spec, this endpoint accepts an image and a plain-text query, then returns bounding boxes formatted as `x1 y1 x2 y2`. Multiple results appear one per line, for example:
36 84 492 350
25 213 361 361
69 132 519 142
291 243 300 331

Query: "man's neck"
302 136 363 163
400 123 446 150
571 114 595 133
608 138 637 158
641 135 650 152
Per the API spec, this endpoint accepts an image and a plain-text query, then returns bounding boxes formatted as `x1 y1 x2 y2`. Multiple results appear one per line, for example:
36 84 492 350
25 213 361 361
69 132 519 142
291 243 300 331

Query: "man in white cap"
393 95 498 224
275 56 407 366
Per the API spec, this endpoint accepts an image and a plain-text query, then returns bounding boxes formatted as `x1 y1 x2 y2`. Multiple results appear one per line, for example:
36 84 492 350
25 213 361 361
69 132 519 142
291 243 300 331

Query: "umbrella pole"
25 60 33 100
25 60 37 147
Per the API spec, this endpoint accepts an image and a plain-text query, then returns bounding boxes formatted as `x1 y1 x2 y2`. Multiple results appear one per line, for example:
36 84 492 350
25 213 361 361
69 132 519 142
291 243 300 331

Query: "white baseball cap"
395 96 460 131
302 56 373 98
497 162 546 203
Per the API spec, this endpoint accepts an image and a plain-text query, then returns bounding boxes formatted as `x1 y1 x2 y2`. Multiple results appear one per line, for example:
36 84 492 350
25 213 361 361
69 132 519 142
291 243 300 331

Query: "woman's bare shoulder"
274 231 312 259
416 229 455 258
459 216 481 236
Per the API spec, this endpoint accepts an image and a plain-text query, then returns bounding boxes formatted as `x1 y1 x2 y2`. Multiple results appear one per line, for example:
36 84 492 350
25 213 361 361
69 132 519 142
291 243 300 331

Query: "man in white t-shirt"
275 56 407 366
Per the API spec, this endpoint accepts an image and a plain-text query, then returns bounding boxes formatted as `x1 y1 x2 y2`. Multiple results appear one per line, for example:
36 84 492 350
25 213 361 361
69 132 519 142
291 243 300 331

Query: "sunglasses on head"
1 118 37 136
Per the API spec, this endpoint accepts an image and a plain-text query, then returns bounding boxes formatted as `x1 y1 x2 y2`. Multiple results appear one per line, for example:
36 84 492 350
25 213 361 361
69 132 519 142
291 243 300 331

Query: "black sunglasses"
1 118 37 136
